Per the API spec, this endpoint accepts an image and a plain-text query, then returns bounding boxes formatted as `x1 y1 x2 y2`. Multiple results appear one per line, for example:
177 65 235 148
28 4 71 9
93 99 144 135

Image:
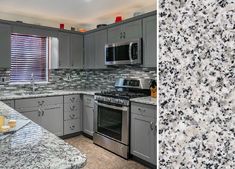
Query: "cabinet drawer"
64 95 81 104
131 102 156 118
83 95 94 108
64 104 81 120
15 96 63 109
64 119 81 135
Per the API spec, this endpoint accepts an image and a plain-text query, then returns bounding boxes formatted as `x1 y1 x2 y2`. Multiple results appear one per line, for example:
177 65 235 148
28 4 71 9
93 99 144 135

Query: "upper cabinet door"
70 34 83 69
143 15 157 68
58 32 70 68
84 33 95 69
107 25 122 43
94 30 107 69
122 20 142 41
0 23 11 68
108 20 142 43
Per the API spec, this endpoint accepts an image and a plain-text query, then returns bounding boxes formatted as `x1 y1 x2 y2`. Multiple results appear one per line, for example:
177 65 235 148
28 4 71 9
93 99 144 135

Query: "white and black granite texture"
130 96 157 106
0 101 87 169
159 0 235 168
0 90 99 101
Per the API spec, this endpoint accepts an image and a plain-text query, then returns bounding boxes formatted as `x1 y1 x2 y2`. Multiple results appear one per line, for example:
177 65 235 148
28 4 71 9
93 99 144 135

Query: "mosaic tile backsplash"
0 67 156 92
159 0 235 168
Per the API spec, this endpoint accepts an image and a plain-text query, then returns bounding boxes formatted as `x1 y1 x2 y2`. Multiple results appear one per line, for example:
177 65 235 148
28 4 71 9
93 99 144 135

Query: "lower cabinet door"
64 119 81 135
131 114 156 165
2 100 15 109
83 106 94 136
41 106 64 136
21 110 41 125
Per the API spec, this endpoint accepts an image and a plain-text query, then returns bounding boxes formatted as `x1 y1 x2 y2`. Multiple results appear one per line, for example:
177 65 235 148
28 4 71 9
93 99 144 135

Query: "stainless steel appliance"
94 78 150 159
105 39 142 65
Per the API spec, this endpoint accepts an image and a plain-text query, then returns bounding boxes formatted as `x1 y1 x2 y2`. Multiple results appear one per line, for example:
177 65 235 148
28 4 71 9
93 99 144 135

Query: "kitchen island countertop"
0 101 86 169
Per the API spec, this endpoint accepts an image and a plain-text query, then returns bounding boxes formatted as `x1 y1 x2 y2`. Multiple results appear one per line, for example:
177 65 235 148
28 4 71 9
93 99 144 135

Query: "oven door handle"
95 101 128 112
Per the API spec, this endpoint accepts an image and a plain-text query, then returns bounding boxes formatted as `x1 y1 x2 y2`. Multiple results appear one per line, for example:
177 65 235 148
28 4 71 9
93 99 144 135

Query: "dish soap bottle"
150 80 157 98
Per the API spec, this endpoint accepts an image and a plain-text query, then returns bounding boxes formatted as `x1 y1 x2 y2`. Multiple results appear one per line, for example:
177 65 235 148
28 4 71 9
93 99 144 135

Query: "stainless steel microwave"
105 39 142 65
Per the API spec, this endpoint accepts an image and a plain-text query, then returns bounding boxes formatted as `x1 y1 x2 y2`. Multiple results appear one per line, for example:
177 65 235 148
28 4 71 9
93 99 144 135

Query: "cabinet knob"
120 32 123 39
123 32 126 39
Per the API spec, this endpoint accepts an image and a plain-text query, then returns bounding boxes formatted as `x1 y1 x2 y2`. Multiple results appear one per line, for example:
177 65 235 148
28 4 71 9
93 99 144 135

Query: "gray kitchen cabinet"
131 102 156 165
0 23 11 68
41 105 64 136
2 100 15 108
83 95 94 136
122 20 142 41
143 15 157 67
64 95 82 135
64 118 81 135
107 25 122 43
84 33 95 69
108 20 142 43
15 96 64 136
59 32 71 68
21 109 41 125
70 33 83 69
94 30 107 69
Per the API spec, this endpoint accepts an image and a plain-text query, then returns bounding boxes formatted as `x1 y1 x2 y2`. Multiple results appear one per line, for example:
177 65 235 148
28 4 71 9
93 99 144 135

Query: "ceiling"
0 0 156 30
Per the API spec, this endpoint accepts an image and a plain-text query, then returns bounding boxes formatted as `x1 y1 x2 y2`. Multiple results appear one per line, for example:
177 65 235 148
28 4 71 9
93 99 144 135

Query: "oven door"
94 101 129 145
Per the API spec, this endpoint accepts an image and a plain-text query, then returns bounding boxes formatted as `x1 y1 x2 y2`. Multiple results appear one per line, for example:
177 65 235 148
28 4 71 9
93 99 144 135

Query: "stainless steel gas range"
93 78 150 159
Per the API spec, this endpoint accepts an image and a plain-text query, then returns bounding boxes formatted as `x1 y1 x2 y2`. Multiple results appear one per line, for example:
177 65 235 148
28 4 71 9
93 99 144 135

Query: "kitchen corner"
0 101 86 168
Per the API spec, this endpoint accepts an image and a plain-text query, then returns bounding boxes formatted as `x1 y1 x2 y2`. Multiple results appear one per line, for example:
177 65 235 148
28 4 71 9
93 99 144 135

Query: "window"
10 34 48 84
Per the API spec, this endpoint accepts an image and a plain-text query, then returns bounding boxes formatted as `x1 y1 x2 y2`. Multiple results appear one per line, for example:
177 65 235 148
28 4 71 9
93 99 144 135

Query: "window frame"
9 33 49 85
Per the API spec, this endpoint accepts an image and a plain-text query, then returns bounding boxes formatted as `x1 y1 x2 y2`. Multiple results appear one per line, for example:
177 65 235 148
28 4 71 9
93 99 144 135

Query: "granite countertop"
130 96 157 106
0 89 100 101
0 101 86 169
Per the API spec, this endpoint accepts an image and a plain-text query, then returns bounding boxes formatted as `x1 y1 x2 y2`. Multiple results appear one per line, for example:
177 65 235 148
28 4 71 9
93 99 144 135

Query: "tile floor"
65 135 148 169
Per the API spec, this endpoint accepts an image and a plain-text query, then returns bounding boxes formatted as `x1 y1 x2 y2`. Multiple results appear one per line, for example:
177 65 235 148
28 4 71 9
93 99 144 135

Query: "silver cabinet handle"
70 106 75 111
120 32 123 39
70 125 75 130
150 121 154 130
123 32 126 39
138 108 146 113
70 97 75 103
38 109 41 116
69 114 76 119
38 100 45 106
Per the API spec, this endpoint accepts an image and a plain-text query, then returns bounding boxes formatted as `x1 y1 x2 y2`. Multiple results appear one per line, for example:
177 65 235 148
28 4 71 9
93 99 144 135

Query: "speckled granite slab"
0 101 86 169
159 0 235 168
0 90 100 101
130 96 157 106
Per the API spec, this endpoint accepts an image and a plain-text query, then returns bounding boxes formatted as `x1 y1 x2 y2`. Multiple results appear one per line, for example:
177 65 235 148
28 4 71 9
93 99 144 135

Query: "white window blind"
10 34 48 83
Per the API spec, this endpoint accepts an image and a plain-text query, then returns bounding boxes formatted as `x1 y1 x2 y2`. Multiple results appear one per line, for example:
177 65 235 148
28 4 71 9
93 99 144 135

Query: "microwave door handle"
129 42 134 62
95 101 128 112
